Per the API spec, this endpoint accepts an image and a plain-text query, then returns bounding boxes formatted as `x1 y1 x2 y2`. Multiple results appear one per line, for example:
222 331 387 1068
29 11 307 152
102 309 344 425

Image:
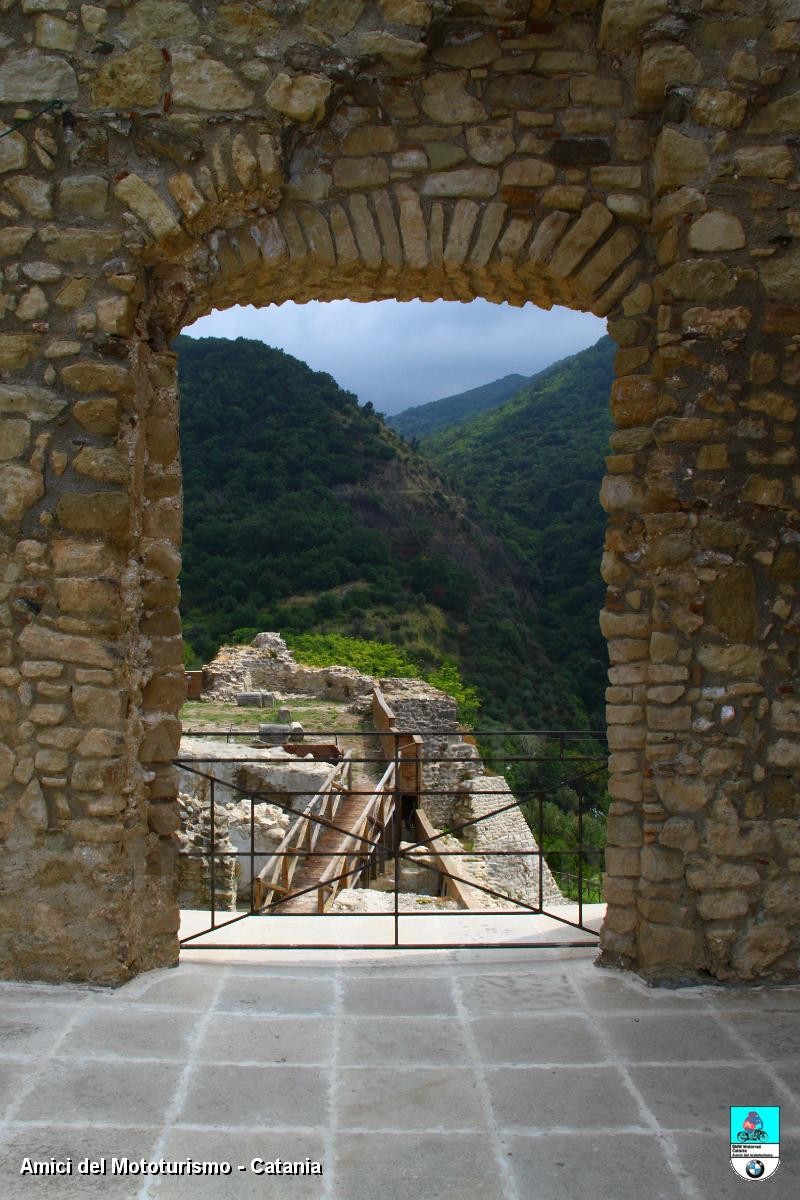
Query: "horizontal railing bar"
181 941 600 950
180 728 608 738
178 845 604 860
176 754 607 766
180 908 603 921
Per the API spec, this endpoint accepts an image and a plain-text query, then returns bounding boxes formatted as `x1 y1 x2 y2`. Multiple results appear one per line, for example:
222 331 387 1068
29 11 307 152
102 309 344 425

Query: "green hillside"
420 336 616 727
176 335 591 729
388 372 528 441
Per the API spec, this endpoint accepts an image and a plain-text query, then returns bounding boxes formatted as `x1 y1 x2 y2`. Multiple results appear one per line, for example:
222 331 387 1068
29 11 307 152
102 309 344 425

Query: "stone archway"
1 0 798 984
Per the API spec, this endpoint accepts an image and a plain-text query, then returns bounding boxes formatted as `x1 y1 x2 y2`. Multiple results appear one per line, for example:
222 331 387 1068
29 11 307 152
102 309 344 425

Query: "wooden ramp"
256 757 396 915
278 784 392 914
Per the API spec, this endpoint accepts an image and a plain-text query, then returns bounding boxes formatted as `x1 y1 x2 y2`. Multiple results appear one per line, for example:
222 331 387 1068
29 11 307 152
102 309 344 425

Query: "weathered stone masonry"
1 0 799 983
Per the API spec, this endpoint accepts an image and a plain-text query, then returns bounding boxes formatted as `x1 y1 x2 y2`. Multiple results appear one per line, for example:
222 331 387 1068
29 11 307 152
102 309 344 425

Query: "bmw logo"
746 1161 765 1179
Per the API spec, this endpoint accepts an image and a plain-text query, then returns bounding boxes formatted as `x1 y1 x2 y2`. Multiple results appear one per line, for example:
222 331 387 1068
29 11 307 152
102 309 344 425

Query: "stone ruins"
1 1 799 982
185 633 560 912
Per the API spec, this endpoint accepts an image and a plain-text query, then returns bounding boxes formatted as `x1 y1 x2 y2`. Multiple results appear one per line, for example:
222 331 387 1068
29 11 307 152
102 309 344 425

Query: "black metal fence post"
393 731 401 947
210 777 216 929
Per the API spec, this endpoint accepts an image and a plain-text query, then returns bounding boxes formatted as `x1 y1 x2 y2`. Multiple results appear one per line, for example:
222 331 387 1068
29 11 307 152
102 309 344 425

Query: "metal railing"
175 726 608 951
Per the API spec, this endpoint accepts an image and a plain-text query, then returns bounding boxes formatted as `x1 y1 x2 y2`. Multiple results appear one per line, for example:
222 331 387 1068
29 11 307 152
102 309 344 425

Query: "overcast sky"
184 300 606 416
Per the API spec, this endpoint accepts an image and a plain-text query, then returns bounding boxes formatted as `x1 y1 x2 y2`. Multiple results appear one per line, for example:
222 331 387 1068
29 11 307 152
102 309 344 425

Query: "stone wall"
203 631 374 702
377 679 562 909
176 736 332 898
1 1 799 982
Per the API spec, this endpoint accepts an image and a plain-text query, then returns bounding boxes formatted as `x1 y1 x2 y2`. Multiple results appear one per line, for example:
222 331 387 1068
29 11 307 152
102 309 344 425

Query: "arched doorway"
1 1 797 983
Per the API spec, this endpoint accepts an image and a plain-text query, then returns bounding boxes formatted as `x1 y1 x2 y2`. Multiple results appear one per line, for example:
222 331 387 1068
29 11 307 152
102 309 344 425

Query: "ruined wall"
203 631 375 702
1 0 799 982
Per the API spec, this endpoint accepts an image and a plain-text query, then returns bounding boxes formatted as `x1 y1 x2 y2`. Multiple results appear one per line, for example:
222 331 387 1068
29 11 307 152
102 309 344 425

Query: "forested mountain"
177 332 615 728
418 336 616 726
388 372 528 441
176 335 594 728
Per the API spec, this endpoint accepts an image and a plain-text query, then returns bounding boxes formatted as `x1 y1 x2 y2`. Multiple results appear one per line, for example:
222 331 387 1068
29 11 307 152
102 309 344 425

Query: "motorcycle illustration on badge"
730 1107 780 1181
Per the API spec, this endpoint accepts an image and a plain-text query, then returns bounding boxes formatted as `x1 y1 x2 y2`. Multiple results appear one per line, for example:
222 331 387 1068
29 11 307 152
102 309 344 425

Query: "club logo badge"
730 1107 780 1182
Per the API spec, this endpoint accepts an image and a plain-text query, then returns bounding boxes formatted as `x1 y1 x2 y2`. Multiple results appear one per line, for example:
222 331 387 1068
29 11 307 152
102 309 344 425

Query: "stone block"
501 158 555 187
333 157 390 189
115 174 180 240
122 0 199 40
57 494 130 544
549 202 613 279
0 464 43 523
605 847 641 877
688 212 745 252
422 73 486 123
465 125 513 166
599 0 670 51
0 129 27 175
638 922 704 971
732 923 791 978
692 88 747 128
0 49 77 101
0 335 42 372
661 259 735 302
641 845 684 882
652 129 710 194
174 59 255 111
635 44 702 112
734 146 794 178
654 776 707 813
421 169 498 198
358 31 427 66
92 45 163 108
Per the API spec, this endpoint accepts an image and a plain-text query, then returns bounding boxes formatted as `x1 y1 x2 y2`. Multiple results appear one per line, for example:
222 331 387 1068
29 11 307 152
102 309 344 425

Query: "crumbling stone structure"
1 0 799 983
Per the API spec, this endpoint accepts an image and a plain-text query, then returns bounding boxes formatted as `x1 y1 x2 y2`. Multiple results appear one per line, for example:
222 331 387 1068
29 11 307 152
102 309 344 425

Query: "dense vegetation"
177 334 571 728
420 336 615 728
388 371 528 442
178 332 614 731
286 632 480 725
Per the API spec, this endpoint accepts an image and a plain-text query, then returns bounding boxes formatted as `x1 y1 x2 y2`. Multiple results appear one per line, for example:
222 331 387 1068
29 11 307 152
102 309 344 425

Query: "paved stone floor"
1 947 798 1199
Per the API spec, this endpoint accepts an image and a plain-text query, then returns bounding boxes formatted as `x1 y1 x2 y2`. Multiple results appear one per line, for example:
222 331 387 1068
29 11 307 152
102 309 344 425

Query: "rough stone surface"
0 0 797 988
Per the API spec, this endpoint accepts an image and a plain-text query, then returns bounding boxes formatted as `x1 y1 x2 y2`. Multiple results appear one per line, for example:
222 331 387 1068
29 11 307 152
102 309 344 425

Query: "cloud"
184 299 606 415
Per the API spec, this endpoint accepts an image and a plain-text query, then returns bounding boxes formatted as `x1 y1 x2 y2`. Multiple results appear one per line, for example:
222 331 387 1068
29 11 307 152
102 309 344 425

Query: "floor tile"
771 1059 800 1110
15 1059 181 1125
151 1129 326 1199
596 1012 742 1063
338 1015 469 1067
215 974 334 1016
457 970 578 1015
58 1008 198 1061
674 1132 795 1200
119 966 222 1011
705 985 800 1013
340 975 456 1016
196 1014 331 1066
0 1060 39 1119
471 1014 605 1065
335 1132 506 1200
486 1064 645 1131
629 1063 784 1133
0 1005 73 1057
0 1125 161 1199
721 1010 800 1061
505 1131 681 1200
335 1066 485 1130
177 1063 328 1129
